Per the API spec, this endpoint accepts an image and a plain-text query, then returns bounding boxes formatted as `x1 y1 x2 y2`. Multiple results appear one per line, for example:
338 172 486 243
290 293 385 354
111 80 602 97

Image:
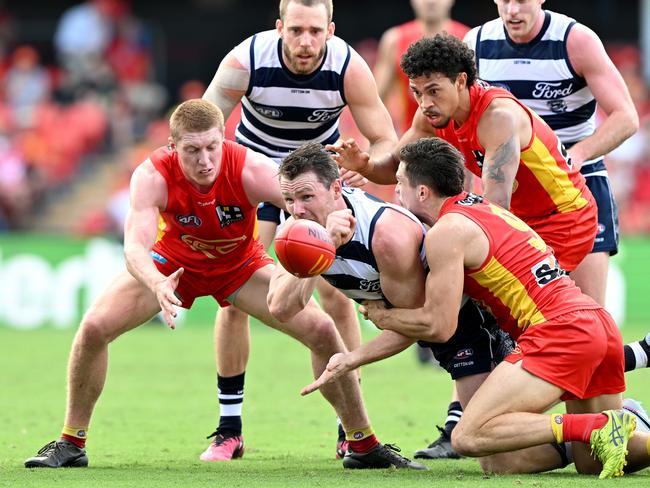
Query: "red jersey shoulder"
149 145 176 181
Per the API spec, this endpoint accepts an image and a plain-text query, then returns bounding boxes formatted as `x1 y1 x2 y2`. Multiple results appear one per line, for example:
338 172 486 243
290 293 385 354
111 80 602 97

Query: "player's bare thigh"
230 264 335 346
79 270 162 343
453 361 564 454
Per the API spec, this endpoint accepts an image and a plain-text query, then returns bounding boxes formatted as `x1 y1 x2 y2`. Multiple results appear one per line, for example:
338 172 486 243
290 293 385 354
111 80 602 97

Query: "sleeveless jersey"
151 140 263 275
321 188 426 302
232 29 351 162
395 19 470 133
468 11 595 149
439 192 599 340
436 82 590 220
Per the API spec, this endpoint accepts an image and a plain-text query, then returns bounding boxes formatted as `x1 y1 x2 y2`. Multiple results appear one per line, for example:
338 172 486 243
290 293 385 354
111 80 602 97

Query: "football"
275 219 336 278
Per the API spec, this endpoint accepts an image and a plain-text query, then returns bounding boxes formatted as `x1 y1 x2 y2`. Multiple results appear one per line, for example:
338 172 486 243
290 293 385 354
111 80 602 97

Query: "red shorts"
152 246 273 308
504 308 625 401
524 194 597 272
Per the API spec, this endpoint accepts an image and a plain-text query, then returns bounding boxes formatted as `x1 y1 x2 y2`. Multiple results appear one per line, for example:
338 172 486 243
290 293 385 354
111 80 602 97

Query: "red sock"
349 434 379 453
562 413 608 444
61 433 86 449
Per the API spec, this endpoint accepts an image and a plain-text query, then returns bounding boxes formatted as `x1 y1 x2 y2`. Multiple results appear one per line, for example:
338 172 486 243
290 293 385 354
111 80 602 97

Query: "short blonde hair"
169 99 224 141
279 0 333 22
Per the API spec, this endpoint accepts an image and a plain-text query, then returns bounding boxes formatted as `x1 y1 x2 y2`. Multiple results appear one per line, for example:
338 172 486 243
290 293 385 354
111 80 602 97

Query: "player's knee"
76 312 113 347
305 314 339 353
218 303 250 325
451 426 481 457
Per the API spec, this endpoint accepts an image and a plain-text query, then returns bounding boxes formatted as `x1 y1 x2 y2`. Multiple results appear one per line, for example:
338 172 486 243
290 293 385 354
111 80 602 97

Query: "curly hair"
399 137 466 197
400 34 477 86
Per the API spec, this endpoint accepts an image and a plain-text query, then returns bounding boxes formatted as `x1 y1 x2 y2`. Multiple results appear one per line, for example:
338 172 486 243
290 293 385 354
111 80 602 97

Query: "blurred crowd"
0 0 166 230
1 1 650 235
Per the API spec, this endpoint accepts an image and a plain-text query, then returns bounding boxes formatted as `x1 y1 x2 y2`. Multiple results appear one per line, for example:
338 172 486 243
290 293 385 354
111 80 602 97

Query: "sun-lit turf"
2 319 649 487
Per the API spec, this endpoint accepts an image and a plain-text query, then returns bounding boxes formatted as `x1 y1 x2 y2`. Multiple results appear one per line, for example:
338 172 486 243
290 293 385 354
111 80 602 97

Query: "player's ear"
327 22 335 40
331 178 342 198
418 184 429 201
276 19 283 36
455 72 468 91
167 137 176 152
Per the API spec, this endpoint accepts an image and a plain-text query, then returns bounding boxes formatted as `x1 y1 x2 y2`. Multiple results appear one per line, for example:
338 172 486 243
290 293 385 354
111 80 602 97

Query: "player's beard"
283 43 326 75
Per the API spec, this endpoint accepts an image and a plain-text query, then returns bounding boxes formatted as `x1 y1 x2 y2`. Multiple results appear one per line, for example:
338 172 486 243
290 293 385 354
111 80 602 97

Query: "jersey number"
531 256 564 287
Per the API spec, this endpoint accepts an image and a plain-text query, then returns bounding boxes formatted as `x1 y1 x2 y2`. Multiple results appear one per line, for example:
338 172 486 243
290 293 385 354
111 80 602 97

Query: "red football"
275 219 336 278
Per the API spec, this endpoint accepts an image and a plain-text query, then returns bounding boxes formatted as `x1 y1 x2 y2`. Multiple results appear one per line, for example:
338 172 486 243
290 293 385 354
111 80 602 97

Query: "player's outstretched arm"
300 330 415 395
565 23 639 167
124 160 182 329
363 215 469 342
327 109 436 186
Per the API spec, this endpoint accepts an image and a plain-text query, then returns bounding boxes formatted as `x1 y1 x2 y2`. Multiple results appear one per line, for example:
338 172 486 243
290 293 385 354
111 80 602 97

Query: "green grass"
1 320 649 487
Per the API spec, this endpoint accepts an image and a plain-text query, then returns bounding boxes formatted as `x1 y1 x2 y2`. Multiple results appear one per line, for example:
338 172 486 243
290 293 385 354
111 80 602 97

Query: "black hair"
400 34 477 86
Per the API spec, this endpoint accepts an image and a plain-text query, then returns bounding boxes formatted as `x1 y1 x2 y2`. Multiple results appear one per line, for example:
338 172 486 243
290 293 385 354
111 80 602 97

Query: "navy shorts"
581 159 619 256
418 300 515 380
257 202 290 224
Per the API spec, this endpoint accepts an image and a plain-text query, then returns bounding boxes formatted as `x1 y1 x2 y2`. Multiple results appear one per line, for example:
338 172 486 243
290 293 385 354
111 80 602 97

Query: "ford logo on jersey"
307 108 343 122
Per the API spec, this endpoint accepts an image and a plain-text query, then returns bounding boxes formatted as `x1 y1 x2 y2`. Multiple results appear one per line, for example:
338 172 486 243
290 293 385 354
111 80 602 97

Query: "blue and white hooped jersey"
232 29 351 163
321 188 427 303
467 11 596 151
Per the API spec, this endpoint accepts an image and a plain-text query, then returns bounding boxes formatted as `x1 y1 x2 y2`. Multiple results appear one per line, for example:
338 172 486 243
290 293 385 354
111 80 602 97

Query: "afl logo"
176 214 202 227
597 223 606 235
255 106 283 118
454 348 474 360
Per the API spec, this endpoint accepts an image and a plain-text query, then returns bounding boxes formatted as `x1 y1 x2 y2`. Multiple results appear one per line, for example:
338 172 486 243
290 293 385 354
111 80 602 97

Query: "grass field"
1 317 649 488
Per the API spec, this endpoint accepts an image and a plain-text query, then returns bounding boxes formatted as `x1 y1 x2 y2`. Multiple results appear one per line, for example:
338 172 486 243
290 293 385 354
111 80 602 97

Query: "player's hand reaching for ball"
300 352 353 395
326 209 356 248
326 138 372 175
339 167 368 188
154 267 184 329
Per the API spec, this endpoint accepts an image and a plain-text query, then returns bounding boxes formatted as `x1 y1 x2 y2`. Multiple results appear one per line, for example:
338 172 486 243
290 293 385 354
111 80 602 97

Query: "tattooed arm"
475 98 531 209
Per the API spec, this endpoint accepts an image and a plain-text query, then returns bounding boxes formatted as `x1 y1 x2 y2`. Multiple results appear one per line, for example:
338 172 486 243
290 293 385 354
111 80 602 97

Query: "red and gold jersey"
395 19 470 134
150 140 264 275
439 192 599 340
436 83 591 220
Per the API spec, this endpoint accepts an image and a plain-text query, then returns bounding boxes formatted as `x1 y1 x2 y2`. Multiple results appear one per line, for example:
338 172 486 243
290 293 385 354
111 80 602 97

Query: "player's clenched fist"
326 209 356 248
